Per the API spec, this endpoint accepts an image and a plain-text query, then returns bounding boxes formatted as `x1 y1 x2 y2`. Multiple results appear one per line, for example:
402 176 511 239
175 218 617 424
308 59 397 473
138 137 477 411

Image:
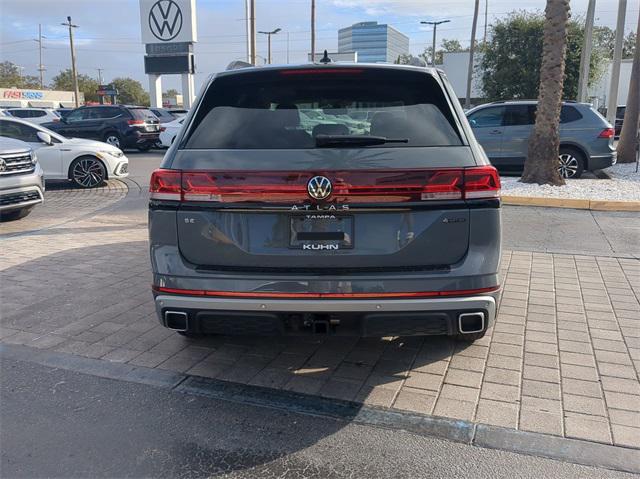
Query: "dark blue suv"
43 105 160 151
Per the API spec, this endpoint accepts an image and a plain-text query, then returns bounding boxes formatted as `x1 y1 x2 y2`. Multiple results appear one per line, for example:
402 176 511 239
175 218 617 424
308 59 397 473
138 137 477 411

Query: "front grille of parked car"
0 190 41 207
0 152 35 175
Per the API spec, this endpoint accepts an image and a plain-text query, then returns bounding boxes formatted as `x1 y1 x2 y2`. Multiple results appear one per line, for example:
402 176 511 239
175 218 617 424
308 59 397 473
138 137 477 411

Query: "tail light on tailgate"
150 167 500 203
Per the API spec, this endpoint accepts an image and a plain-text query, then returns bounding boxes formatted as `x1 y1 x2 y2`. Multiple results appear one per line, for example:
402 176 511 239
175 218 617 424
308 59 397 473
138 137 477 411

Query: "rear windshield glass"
184 68 463 149
130 108 156 120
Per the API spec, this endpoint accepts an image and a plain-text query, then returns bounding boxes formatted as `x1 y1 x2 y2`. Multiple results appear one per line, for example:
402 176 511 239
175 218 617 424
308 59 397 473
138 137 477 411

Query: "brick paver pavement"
1 191 639 449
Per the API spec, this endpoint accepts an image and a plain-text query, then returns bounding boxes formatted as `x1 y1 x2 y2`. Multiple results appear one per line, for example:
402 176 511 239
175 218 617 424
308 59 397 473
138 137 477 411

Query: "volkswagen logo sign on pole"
140 0 197 109
149 0 183 41
307 176 332 200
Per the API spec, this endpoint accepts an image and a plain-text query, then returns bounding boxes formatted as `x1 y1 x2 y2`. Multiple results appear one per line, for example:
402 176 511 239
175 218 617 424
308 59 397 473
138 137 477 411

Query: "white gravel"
501 162 640 202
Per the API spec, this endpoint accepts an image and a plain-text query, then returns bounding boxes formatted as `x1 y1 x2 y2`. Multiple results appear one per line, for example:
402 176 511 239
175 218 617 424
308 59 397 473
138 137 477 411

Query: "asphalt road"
1 358 634 479
129 150 640 257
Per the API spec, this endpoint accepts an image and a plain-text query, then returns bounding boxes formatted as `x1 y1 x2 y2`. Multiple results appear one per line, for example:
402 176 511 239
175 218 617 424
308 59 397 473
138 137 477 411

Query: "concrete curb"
2 343 638 475
502 195 640 211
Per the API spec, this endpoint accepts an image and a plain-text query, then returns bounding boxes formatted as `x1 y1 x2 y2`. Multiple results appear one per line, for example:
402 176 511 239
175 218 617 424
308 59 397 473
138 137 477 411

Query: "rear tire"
455 330 486 342
0 206 33 222
558 147 585 179
103 132 122 148
137 143 152 152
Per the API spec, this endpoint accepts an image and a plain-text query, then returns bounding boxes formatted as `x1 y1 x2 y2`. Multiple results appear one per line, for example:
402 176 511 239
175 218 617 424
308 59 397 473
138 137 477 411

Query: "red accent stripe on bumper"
152 285 500 299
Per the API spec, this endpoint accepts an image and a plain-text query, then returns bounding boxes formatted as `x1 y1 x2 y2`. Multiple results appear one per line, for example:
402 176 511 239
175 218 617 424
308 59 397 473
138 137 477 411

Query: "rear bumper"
589 152 616 170
154 294 497 337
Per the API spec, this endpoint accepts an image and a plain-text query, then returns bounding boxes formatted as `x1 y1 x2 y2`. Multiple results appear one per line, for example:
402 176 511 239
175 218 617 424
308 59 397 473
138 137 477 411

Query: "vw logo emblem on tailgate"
149 0 183 41
307 176 332 200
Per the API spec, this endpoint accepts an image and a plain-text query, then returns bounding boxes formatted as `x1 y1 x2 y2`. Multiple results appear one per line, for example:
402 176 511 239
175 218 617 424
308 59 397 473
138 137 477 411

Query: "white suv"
0 137 44 221
4 108 61 125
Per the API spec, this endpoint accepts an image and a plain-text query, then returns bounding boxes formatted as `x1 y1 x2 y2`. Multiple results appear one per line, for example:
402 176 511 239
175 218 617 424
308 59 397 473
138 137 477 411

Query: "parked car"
0 117 128 188
159 117 184 147
149 63 501 341
4 107 60 125
615 105 625 138
168 109 188 118
42 105 160 151
466 101 616 178
55 108 75 119
0 136 44 221
150 108 179 124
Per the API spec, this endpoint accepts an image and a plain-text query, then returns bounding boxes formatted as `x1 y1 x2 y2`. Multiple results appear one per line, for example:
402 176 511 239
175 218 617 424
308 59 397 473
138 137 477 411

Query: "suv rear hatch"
155 66 498 273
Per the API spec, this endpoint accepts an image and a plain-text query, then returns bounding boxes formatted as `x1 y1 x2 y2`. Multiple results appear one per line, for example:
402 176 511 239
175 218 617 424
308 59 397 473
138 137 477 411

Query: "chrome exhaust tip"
458 312 485 334
164 311 188 332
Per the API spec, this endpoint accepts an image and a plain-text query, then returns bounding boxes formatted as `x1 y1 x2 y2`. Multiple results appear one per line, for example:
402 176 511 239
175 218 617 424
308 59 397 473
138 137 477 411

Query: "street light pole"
607 0 627 125
35 24 46 89
311 0 316 61
62 16 80 108
421 20 451 66
249 0 256 65
577 0 596 102
258 28 281 64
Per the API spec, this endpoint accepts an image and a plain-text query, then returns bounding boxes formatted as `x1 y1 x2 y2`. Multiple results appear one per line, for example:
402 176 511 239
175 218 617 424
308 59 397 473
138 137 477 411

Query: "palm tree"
616 10 640 163
521 0 570 185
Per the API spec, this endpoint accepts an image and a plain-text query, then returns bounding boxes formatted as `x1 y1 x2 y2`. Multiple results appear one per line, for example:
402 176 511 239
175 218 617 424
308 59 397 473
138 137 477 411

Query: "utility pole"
607 0 627 125
483 0 488 44
34 24 46 89
287 32 290 63
62 16 80 108
466 0 480 109
97 68 104 85
311 0 316 61
577 0 596 102
249 0 256 65
258 28 281 64
421 20 451 66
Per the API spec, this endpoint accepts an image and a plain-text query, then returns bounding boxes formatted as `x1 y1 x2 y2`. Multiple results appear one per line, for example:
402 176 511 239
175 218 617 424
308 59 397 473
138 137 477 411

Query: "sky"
1 0 638 92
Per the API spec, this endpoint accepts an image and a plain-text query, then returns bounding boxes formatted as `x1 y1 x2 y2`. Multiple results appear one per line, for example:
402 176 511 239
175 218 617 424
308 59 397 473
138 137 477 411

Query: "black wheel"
70 156 106 188
103 132 122 148
137 143 152 152
455 330 487 342
0 206 33 222
558 147 585 179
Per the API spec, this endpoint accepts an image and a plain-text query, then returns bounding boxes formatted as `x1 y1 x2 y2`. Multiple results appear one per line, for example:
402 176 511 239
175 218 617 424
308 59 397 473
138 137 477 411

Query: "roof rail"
226 60 253 71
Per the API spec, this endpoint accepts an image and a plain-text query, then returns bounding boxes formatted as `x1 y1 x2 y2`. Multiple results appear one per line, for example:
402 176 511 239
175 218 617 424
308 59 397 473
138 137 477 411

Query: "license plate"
290 214 353 250
146 125 158 131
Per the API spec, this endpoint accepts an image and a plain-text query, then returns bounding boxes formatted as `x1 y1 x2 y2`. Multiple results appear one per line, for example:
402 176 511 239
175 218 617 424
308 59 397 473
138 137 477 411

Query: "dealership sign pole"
140 0 197 108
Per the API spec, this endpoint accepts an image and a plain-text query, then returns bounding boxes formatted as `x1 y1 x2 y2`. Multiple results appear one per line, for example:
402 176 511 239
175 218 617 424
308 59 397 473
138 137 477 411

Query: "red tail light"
149 169 181 200
598 128 614 138
464 166 501 199
150 167 500 204
127 119 145 126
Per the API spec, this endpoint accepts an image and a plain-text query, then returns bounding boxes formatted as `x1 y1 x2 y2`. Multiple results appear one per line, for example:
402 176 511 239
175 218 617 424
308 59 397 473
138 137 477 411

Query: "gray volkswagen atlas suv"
149 63 501 341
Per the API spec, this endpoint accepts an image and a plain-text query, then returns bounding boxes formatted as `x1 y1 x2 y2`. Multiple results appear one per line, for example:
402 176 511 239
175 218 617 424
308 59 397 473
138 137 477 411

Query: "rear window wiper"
315 134 409 148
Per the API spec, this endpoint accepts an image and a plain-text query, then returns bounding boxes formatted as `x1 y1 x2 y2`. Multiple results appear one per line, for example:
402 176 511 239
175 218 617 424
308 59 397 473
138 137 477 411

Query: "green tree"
423 38 468 65
481 12 608 101
51 69 100 102
164 88 179 97
0 61 41 89
593 26 636 59
111 77 150 106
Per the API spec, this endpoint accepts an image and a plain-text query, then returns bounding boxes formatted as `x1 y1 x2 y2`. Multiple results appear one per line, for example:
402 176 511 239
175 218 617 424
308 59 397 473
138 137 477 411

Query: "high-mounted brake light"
149 169 181 200
280 68 364 75
598 128 615 139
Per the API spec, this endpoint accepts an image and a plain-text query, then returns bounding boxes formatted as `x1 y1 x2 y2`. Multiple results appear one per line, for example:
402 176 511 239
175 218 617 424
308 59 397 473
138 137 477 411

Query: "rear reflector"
149 166 500 204
153 285 500 299
598 128 615 138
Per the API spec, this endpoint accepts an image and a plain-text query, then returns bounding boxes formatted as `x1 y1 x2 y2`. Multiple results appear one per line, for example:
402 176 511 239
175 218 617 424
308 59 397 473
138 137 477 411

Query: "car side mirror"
469 118 477 127
37 131 53 145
